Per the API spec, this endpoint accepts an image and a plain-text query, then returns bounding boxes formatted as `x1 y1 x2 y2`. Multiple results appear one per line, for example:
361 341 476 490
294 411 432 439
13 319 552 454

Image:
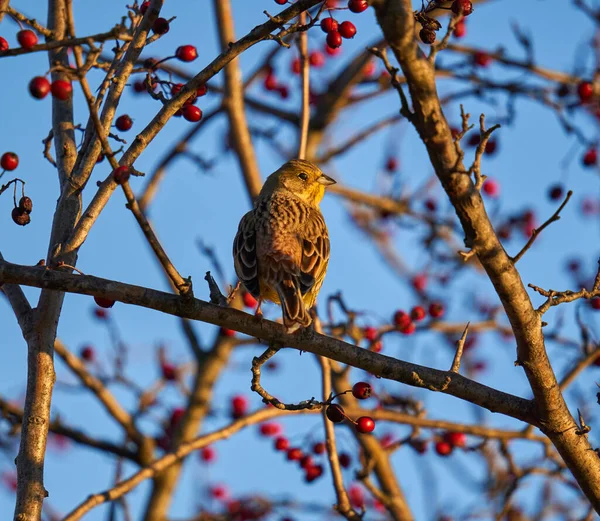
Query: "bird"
233 159 336 333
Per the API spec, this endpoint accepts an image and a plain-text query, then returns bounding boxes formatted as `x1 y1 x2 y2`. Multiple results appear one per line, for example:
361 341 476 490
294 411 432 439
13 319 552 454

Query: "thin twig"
450 322 470 373
297 10 309 160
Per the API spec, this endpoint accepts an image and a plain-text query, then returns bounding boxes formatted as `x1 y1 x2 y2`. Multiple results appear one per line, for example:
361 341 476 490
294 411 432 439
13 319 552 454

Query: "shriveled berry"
410 438 428 454
321 18 338 34
51 80 73 101
17 30 38 49
355 416 375 433
1 152 19 171
18 196 32 214
182 105 202 122
115 114 133 131
352 381 372 400
339 21 357 39
11 207 30 226
419 28 436 45
451 0 473 15
348 0 368 13
29 76 51 99
161 363 177 381
112 165 130 184
591 298 600 310
326 31 342 49
94 296 115 308
326 403 345 423
152 17 170 35
176 45 198 62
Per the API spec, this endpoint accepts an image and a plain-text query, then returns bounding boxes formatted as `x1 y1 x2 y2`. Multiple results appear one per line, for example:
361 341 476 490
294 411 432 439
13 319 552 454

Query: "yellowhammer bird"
233 159 336 332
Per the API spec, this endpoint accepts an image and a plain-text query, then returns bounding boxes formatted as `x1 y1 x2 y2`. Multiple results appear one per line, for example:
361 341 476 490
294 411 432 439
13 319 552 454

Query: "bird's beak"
317 174 336 186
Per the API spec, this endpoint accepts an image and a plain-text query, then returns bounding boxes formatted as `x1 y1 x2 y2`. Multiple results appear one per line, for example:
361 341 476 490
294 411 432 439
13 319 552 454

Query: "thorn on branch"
450 322 470 373
576 408 591 436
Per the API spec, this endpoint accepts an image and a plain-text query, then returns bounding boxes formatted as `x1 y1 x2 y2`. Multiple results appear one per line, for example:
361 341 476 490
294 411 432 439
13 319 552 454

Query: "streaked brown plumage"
233 159 335 332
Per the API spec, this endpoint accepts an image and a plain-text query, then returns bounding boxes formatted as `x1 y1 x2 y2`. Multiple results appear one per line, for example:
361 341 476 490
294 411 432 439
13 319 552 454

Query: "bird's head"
261 159 336 207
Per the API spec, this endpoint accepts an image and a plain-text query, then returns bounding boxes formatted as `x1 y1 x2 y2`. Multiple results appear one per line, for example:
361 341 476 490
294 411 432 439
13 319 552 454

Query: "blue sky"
1 0 599 519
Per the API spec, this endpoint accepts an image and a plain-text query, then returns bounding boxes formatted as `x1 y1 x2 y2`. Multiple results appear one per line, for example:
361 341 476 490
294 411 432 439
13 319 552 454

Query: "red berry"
355 416 375 433
291 58 301 74
286 447 303 461
412 273 428 292
231 395 248 418
453 19 466 38
410 306 426 322
133 80 146 93
410 439 428 454
176 45 198 62
161 363 177 381
182 105 202 122
17 30 38 50
200 446 216 462
443 431 466 448
196 84 208 97
277 85 289 99
349 485 365 508
548 184 564 201
93 308 108 320
419 28 436 45
264 73 278 91
428 301 445 318
259 422 282 437
274 436 289 451
115 114 133 131
29 76 51 99
485 139 498 155
385 157 399 172
80 345 95 362
326 31 343 49
94 296 115 308
424 198 437 212
321 18 338 34
474 51 492 67
371 340 383 352
482 178 500 197
325 43 341 56
578 81 594 102
400 321 416 335
220 327 236 337
326 404 345 423
300 454 314 469
112 165 130 185
467 133 480 147
583 147 598 166
339 21 357 39
0 36 8 51
451 0 473 15
435 440 453 456
348 0 368 13
312 441 326 454
338 452 351 468
242 291 258 308
140 1 150 14
351 381 372 400
210 484 228 500
309 51 325 67
304 464 324 483
591 298 600 310
364 326 378 341
275 0 287 4
1 152 18 171
50 80 73 101
393 310 411 328
152 17 170 35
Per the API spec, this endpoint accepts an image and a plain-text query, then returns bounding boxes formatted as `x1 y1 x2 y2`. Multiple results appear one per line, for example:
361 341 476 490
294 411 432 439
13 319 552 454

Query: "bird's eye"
298 172 309 181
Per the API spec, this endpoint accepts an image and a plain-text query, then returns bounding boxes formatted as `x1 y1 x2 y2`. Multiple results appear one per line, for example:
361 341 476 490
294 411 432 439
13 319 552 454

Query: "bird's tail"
276 279 312 333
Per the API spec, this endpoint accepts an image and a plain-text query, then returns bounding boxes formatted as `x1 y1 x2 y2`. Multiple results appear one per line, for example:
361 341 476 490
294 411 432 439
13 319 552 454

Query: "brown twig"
450 322 470 373
297 10 310 160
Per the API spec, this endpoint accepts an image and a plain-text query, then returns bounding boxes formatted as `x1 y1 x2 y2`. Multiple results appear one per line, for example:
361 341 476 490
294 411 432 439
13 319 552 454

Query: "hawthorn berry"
400 321 416 335
196 84 208 97
231 395 248 418
115 114 133 131
112 165 130 184
578 81 594 102
363 326 378 342
321 18 338 34
326 31 342 49
482 178 500 197
300 454 314 469
591 298 600 310
326 404 346 423
385 157 399 172
182 105 202 122
133 80 146 93
93 308 108 320
1 152 18 171
435 440 453 456
200 446 216 462
80 345 95 362
274 436 290 451
582 147 598 167
485 139 498 155
242 291 258 308
176 45 198 62
443 431 466 448
51 80 73 101
29 76 51 99
410 306 426 322
410 438 428 454
349 485 365 508
0 36 8 51
473 51 491 67
339 21 357 39
548 184 564 201
17 30 38 50
393 310 411 328
291 57 301 74
312 441 326 454
419 28 436 45
352 381 372 400
18 196 32 214
348 0 368 13
309 51 325 68
161 363 177 381
428 301 445 318
94 296 115 308
451 0 473 16
338 452 351 468
220 327 236 337
264 73 278 91
453 20 466 38
412 273 428 292
325 43 341 56
286 447 303 461
259 422 282 437
424 198 437 212
209 484 229 500
304 464 324 483
275 0 287 4
355 416 375 433
11 207 30 226
152 18 170 35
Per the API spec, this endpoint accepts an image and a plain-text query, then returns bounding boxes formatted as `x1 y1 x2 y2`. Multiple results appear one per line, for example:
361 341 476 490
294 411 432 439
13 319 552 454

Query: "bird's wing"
233 210 260 298
298 209 330 296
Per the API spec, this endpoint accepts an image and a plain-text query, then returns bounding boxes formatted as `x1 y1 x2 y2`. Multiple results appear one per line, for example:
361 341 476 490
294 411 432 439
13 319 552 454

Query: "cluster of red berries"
0 29 40 51
434 431 467 456
171 80 207 122
392 302 445 335
29 76 73 101
270 430 325 484
497 209 537 241
319 14 358 51
325 382 376 433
